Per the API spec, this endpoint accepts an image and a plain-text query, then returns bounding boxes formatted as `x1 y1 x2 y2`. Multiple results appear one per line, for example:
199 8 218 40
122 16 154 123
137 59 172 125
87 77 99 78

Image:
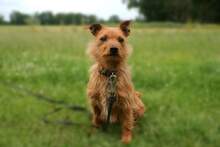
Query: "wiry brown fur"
86 21 145 144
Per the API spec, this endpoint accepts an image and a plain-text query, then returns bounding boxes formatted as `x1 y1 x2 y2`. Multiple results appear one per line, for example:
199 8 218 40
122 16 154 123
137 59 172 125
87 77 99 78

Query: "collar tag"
99 68 117 77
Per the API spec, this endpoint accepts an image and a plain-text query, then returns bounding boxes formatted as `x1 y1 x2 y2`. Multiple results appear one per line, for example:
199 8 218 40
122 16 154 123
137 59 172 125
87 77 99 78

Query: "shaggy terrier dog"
86 21 145 143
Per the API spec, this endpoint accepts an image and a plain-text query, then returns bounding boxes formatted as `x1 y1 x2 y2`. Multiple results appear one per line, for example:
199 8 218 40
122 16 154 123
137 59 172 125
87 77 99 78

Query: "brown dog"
86 21 145 143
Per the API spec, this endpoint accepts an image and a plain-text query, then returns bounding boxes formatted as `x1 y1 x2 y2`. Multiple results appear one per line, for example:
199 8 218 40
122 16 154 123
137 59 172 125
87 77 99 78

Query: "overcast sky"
0 0 139 20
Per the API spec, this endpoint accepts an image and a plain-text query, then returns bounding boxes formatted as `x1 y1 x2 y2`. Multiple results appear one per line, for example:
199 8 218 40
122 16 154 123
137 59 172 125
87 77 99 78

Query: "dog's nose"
110 47 118 55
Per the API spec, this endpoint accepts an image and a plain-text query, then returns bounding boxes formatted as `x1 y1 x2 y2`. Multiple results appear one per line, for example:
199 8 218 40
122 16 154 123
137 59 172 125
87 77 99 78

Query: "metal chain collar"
107 73 117 99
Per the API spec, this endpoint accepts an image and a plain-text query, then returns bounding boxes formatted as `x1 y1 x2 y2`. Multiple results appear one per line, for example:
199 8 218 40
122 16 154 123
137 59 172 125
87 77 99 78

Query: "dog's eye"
100 36 107 42
118 37 124 43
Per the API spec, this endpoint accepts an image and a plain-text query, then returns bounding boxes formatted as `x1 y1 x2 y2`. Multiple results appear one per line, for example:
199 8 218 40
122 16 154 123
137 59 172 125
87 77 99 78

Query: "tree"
108 15 120 23
83 15 98 24
10 11 29 25
123 0 220 22
191 0 220 22
55 13 95 25
0 15 5 24
25 15 40 25
123 0 191 22
36 11 55 25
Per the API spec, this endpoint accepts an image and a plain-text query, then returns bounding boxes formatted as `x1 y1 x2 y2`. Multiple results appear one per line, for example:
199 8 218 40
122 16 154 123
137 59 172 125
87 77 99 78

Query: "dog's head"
87 21 132 66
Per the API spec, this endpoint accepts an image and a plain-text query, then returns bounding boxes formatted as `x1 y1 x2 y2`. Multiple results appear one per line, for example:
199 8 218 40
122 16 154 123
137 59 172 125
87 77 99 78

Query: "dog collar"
99 68 117 77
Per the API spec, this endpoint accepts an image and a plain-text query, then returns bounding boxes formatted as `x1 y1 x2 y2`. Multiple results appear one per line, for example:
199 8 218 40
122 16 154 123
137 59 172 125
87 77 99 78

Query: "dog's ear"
89 24 102 36
119 20 131 37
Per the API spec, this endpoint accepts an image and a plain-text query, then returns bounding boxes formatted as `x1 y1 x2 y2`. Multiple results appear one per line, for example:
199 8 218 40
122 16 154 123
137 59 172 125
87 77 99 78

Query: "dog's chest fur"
88 64 135 120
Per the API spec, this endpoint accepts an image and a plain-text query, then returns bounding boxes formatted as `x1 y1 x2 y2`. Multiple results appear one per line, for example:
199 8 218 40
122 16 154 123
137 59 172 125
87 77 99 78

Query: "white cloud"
0 0 138 20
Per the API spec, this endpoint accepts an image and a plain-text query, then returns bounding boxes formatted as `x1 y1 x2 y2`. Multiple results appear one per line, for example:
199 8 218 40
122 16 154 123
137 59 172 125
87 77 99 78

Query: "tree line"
0 11 121 25
123 0 220 23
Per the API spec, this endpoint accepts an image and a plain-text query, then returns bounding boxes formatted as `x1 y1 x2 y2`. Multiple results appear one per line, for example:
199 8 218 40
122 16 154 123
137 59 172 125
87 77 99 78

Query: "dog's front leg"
87 90 103 127
91 103 103 128
120 106 134 144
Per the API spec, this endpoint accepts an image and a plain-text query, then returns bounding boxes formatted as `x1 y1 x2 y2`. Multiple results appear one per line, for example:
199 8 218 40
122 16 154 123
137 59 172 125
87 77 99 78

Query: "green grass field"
0 24 220 147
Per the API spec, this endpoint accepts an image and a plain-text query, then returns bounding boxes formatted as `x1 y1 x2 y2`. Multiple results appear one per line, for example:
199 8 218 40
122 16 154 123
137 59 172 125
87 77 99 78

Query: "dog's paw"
92 122 101 128
121 130 132 144
92 116 103 128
